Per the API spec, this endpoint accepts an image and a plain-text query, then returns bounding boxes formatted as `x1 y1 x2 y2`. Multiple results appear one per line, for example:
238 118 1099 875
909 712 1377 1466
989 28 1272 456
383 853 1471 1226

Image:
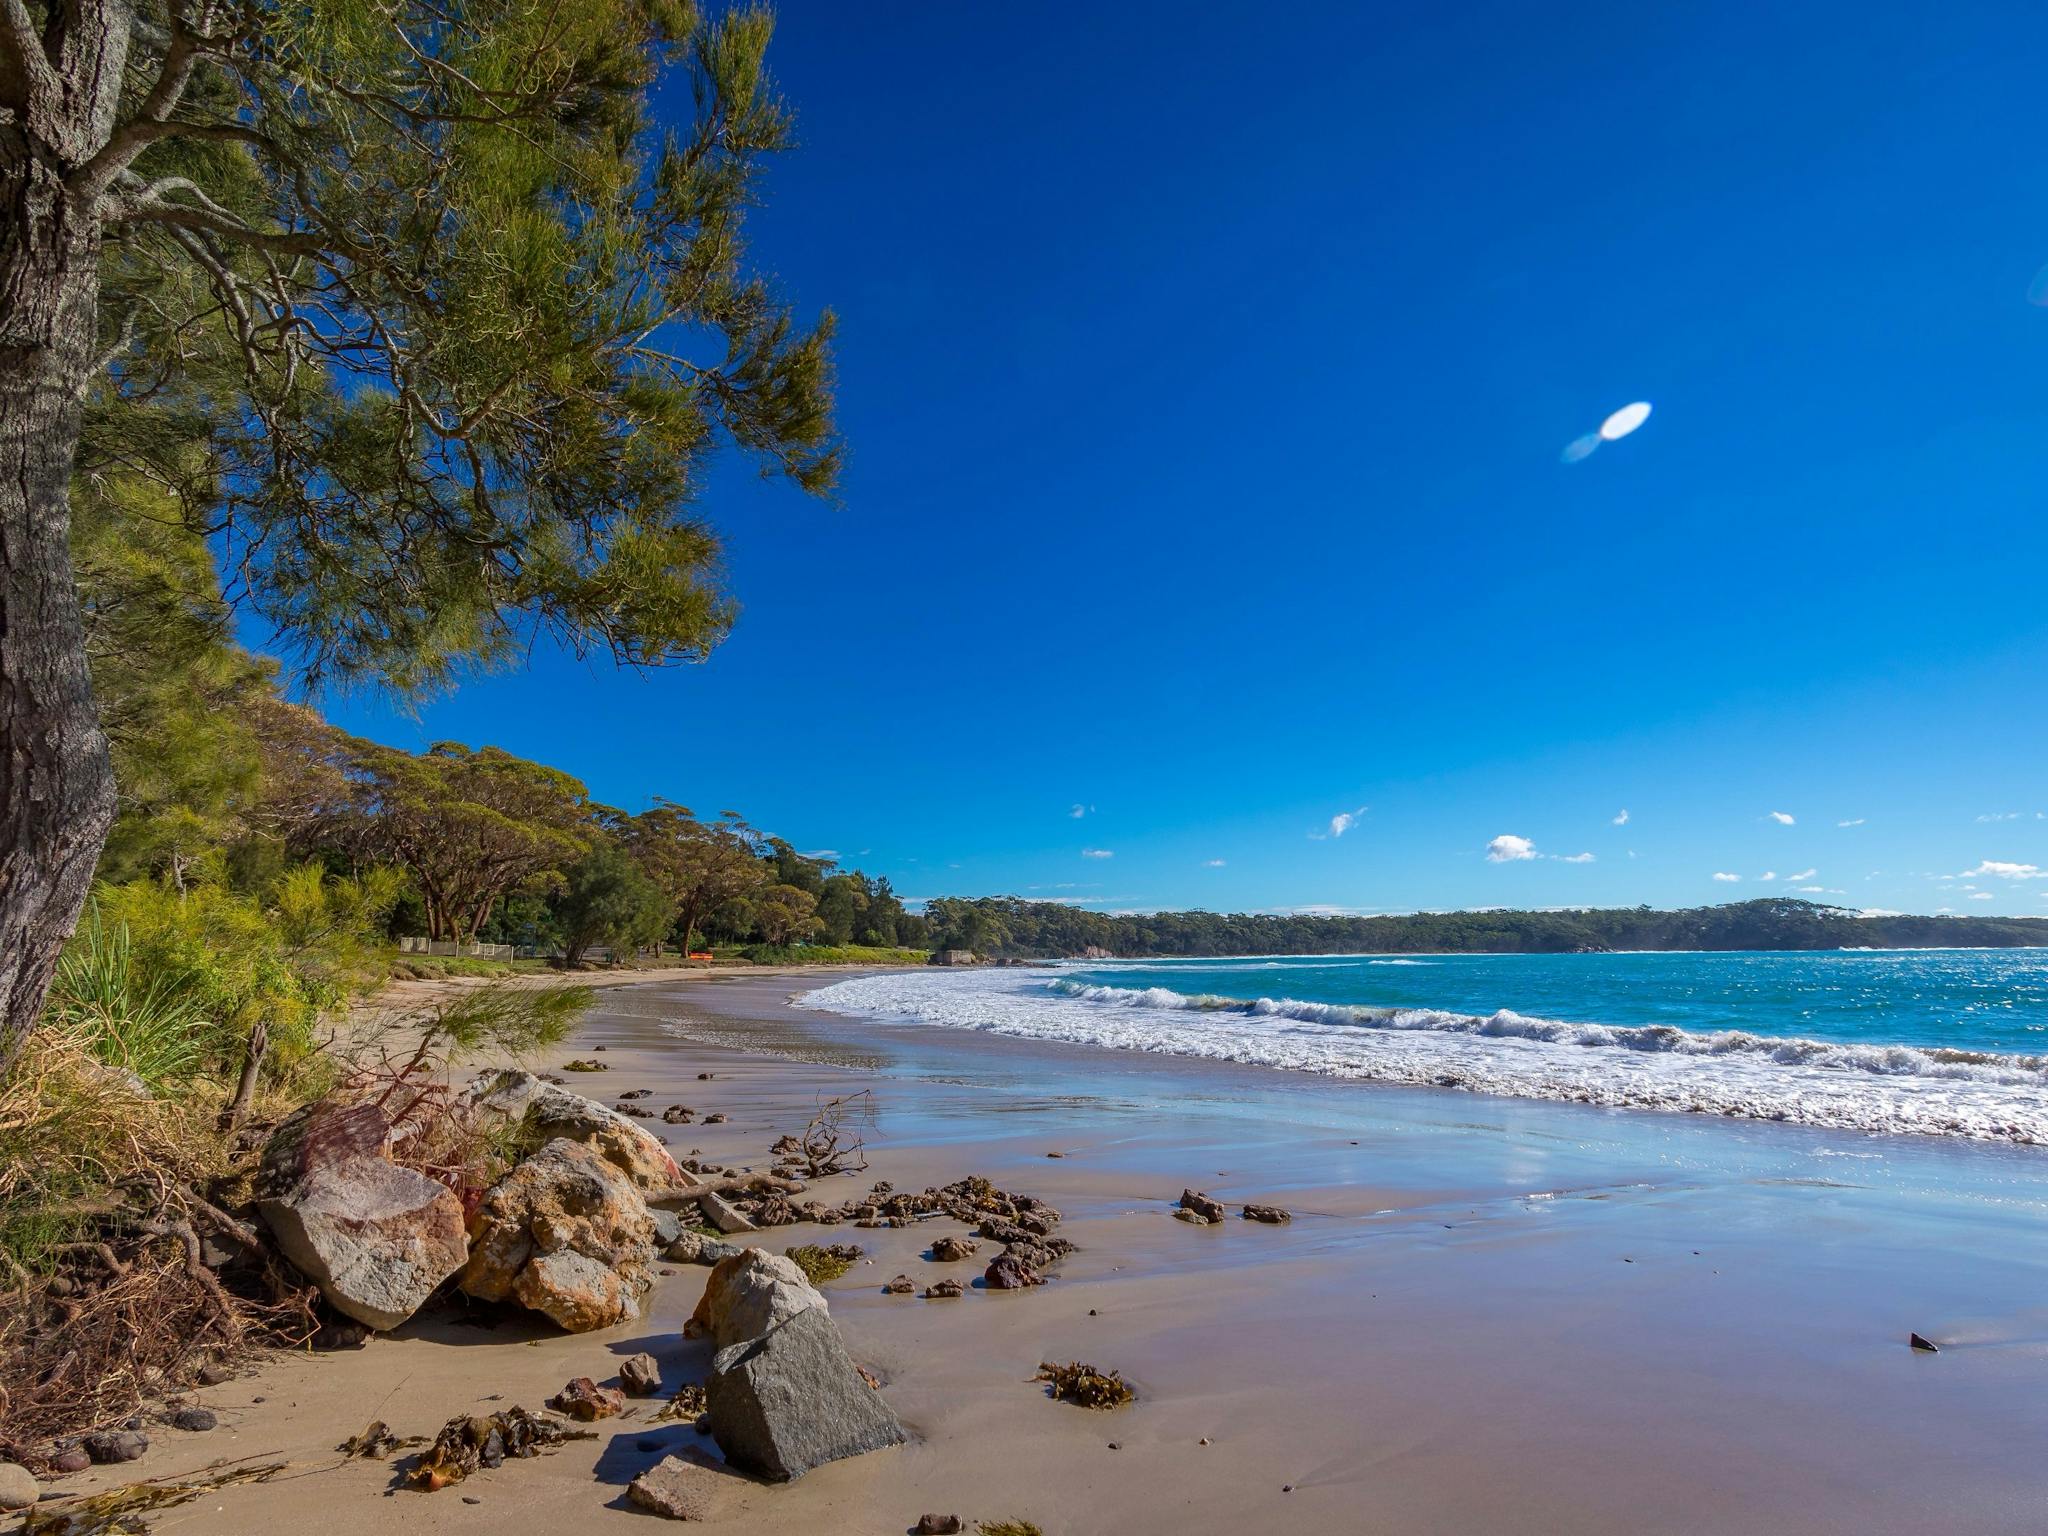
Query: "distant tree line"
924 896 2048 958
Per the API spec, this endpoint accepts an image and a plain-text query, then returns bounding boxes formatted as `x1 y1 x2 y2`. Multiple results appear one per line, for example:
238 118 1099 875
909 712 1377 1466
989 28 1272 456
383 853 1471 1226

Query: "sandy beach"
71 968 2048 1535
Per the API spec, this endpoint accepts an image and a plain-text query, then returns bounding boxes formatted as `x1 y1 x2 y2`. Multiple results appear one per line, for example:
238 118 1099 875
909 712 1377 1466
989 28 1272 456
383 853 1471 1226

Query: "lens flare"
1599 401 1652 440
1560 433 1602 463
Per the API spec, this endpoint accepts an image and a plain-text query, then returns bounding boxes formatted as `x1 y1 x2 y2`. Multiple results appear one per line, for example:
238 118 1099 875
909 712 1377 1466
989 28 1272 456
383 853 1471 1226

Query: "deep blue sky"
321 1 2048 919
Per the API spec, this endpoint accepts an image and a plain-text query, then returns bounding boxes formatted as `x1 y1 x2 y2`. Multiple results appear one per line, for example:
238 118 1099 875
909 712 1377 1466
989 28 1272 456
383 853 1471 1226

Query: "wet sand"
89 970 2048 1534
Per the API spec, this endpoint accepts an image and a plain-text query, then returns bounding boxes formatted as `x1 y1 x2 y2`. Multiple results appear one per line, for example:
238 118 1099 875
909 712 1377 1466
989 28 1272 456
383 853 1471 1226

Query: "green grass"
389 954 551 981
721 943 930 967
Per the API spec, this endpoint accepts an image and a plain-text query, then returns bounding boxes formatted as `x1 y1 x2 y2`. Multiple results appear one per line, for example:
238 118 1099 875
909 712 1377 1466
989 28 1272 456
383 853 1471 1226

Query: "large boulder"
705 1307 906 1481
459 1138 654 1331
256 1102 468 1330
463 1069 685 1192
687 1249 825 1349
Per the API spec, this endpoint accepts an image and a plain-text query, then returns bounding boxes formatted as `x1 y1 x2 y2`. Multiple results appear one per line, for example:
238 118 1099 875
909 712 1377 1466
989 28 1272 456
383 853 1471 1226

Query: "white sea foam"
795 970 2048 1144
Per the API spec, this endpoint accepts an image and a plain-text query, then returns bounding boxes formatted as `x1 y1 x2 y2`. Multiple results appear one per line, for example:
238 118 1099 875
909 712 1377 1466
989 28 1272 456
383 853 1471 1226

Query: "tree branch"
0 0 59 112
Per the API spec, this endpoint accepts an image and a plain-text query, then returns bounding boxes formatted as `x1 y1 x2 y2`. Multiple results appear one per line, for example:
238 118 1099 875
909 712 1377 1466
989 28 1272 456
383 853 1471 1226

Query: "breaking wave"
796 970 2048 1144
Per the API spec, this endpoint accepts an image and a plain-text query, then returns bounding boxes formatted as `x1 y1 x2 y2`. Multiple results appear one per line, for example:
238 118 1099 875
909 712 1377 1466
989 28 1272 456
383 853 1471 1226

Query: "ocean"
796 949 2048 1144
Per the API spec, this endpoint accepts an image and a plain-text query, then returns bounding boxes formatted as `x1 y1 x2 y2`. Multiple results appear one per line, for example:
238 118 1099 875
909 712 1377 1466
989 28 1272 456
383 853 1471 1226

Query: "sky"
317 0 2048 920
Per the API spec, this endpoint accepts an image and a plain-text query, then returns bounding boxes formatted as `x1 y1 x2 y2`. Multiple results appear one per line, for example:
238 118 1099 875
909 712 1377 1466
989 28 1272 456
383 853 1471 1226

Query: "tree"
627 803 765 951
554 844 668 964
0 1 838 1071
752 881 819 946
337 743 592 943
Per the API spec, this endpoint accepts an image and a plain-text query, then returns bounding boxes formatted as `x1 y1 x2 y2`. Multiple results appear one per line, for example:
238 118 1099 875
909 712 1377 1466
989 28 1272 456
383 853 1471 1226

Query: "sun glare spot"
1599 400 1653 440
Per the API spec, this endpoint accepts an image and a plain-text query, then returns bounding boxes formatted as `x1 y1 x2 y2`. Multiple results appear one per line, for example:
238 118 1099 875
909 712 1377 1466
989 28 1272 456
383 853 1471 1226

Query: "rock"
650 1208 686 1248
169 1407 218 1432
1003 1240 1061 1270
627 1450 741 1521
1910 1333 1940 1352
883 1274 915 1295
256 1102 469 1331
1173 1208 1218 1226
0 1463 38 1511
50 1447 90 1475
702 1113 726 1125
705 1308 906 1481
84 1430 148 1464
620 1353 662 1397
697 1191 757 1235
1017 1211 1058 1237
923 1278 964 1299
915 1517 963 1535
983 1253 1044 1290
928 1235 979 1262
460 1138 656 1332
462 1069 683 1192
547 1377 625 1421
1242 1204 1292 1224
195 1360 232 1386
698 1072 714 1080
665 1231 742 1266
688 1249 826 1349
662 1106 694 1124
1179 1188 1227 1223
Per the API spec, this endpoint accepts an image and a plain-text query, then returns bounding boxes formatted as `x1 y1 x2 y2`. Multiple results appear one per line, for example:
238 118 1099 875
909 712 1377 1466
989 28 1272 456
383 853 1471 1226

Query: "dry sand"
53 969 2048 1535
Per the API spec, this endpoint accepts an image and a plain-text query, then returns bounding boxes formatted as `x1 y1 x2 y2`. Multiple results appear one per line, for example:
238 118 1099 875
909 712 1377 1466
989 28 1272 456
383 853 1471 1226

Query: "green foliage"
74 865 399 1080
89 0 841 699
44 913 210 1088
925 896 2048 958
555 845 670 962
784 1243 862 1285
423 985 592 1059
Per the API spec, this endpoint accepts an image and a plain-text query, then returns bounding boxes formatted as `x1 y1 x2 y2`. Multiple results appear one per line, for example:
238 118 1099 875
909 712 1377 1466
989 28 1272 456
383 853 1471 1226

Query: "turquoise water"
1060 949 2048 1055
801 949 2048 1142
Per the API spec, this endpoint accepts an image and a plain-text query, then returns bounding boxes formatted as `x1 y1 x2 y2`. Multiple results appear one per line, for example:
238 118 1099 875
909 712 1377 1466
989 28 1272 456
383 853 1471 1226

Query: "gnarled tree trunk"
0 6 132 1075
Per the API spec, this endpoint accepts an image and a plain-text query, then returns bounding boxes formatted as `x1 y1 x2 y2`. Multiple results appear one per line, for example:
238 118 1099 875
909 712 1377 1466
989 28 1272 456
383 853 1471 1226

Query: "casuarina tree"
0 0 838 1070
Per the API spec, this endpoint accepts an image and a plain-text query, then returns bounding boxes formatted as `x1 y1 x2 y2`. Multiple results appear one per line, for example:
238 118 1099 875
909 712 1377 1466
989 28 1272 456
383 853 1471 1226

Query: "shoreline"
74 969 2048 1535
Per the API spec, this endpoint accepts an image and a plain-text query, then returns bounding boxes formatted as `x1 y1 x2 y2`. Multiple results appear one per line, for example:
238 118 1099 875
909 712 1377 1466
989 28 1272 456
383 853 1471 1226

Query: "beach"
90 969 2048 1535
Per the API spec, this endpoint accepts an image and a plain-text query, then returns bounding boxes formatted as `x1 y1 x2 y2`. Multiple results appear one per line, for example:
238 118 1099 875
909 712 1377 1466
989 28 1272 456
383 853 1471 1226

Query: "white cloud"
1284 903 1376 917
1768 811 1795 825
800 849 840 861
1858 907 1903 918
1081 848 1114 859
1203 858 1227 868
1838 818 1865 827
1613 809 1630 826
1069 803 1096 819
1556 851 1597 864
1977 812 2021 823
1329 806 1368 838
1759 871 1777 882
1712 872 1741 883
1787 869 1816 882
1486 834 1538 863
1955 860 2044 881
1969 892 1996 901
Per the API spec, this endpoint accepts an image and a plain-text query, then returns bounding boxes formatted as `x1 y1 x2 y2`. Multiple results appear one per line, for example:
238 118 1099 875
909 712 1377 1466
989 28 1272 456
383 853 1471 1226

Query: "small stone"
50 1447 90 1475
462 1495 482 1504
883 1274 915 1295
1241 1204 1291 1224
1199 1437 1211 1445
929 1235 979 1263
1910 1333 1940 1352
923 1278 964 1299
546 1376 625 1421
170 1407 218 1432
84 1430 148 1464
0 1463 39 1512
697 1072 713 1080
195 1360 232 1386
1107 1441 1120 1450
915 1517 962 1535
1178 1189 1226 1223
1046 1151 1064 1158
1173 1208 1217 1226
702 1113 726 1125
983 1253 1044 1290
662 1106 694 1124
620 1353 662 1397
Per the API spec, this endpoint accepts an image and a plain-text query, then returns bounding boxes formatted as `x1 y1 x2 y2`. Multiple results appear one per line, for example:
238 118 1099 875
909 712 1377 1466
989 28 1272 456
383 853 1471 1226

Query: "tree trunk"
218 1018 269 1132
0 61 124 1075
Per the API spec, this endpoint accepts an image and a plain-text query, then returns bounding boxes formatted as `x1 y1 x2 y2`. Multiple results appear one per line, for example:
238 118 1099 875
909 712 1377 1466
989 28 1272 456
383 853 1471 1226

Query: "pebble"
84 1430 148 1464
915 1518 963 1535
463 1495 482 1504
1910 1333 1940 1353
50 1448 90 1475
0 1463 39 1511
169 1407 218 1432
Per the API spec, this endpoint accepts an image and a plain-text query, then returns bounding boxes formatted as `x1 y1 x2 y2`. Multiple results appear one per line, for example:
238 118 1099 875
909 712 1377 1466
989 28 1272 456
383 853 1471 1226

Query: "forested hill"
920 896 2048 958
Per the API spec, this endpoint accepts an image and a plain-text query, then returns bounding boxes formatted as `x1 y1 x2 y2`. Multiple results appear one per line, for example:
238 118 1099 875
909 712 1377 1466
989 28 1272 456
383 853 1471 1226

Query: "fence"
397 937 517 959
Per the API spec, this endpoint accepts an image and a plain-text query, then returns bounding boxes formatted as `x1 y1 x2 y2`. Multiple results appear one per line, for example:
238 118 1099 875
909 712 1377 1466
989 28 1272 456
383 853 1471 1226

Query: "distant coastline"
920 895 2048 960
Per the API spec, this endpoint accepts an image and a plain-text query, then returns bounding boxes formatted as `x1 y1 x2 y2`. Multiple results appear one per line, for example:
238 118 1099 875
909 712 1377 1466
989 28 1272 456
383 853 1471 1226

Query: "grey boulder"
705 1307 906 1481
256 1102 468 1331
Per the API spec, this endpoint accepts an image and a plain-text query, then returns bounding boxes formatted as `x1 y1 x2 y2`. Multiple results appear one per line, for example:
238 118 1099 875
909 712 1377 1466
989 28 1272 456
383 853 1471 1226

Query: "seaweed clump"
407 1407 594 1491
785 1242 863 1284
977 1522 1046 1536
25 1463 286 1536
1035 1360 1135 1409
